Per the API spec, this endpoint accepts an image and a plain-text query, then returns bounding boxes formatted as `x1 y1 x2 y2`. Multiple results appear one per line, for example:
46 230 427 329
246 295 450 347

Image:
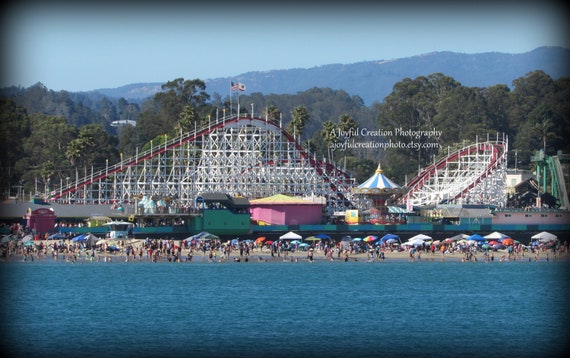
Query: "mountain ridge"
92 46 569 105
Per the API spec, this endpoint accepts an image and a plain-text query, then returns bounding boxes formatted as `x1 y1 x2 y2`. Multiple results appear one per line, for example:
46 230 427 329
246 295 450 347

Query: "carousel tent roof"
355 164 401 191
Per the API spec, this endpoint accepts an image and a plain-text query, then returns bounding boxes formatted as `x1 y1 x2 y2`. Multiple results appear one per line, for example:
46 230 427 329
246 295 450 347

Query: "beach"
3 237 568 264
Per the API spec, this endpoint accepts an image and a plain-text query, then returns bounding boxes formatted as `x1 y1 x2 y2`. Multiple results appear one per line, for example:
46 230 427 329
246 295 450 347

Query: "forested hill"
94 46 570 105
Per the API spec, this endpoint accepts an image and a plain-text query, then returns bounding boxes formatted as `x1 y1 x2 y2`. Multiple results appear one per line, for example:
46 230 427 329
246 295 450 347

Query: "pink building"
249 194 324 225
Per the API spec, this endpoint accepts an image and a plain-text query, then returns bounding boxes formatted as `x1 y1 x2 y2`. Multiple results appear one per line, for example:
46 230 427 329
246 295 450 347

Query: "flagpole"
229 81 233 117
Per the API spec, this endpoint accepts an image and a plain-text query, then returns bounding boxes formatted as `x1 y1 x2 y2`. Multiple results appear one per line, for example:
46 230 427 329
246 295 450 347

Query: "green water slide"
534 151 570 209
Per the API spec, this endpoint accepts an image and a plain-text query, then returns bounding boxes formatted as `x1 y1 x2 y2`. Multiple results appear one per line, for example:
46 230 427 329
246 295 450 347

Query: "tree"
321 121 339 162
20 114 76 193
0 100 30 197
287 105 310 141
152 78 211 134
529 103 556 154
263 104 281 123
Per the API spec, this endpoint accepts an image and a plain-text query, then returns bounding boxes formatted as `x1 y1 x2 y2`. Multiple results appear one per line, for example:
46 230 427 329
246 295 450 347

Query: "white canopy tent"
280 231 302 240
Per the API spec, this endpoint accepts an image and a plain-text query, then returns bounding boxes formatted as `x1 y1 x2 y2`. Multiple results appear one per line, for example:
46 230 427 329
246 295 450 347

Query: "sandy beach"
4 238 569 264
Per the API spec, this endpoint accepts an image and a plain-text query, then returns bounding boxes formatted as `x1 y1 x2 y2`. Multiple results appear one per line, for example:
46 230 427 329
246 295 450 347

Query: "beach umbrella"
184 231 219 242
315 233 331 240
47 232 66 240
264 240 274 245
352 238 362 242
380 233 399 242
21 234 33 243
447 233 469 241
84 234 99 246
298 243 310 247
444 238 454 243
432 240 441 245
501 238 515 246
1 235 15 244
488 240 499 246
304 236 321 241
255 237 266 244
96 239 107 245
72 234 87 242
341 235 352 241
363 235 378 242
290 240 301 245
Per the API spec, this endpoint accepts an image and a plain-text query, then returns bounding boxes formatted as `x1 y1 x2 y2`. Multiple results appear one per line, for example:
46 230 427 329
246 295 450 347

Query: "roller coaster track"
398 137 508 207
50 115 357 212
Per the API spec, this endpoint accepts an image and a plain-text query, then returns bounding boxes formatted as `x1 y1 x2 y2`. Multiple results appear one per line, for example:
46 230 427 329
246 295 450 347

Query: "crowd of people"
1 229 567 264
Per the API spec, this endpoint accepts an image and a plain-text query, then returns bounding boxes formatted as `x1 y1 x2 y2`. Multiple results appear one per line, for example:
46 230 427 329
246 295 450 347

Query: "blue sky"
2 1 568 92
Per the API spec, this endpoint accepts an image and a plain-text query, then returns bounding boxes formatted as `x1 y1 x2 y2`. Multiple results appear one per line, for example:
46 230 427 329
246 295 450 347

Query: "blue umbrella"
72 234 87 242
315 233 331 240
380 233 399 242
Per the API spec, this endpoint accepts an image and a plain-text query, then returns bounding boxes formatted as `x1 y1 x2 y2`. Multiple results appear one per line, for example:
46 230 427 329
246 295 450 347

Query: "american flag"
231 81 246 91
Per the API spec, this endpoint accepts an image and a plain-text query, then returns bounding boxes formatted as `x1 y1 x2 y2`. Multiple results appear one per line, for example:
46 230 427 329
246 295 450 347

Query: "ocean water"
1 258 569 358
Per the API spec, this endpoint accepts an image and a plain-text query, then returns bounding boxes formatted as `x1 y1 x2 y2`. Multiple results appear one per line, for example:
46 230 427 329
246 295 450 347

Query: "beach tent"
409 234 432 241
467 234 486 241
184 231 219 242
531 231 557 241
280 231 302 240
484 231 510 239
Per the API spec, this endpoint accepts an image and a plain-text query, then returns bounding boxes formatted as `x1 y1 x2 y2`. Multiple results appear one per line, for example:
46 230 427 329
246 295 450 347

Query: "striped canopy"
353 164 400 194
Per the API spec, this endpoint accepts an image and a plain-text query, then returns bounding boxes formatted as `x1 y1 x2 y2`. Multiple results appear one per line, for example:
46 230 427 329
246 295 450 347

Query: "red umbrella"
488 240 499 246
501 238 514 246
264 240 274 245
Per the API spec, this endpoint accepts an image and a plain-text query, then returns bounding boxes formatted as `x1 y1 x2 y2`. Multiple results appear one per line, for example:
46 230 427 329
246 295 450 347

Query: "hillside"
93 46 570 105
